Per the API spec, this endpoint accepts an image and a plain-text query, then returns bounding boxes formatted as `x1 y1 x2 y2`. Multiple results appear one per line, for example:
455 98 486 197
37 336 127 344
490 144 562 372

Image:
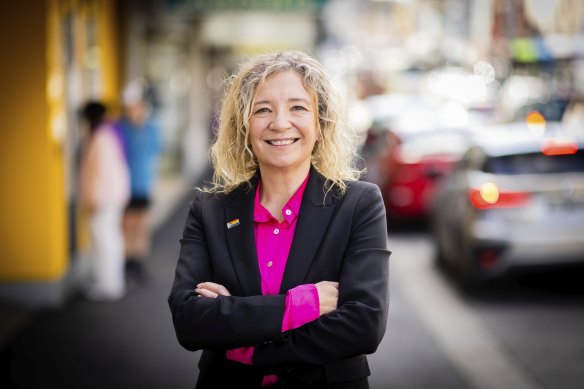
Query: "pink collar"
253 172 310 224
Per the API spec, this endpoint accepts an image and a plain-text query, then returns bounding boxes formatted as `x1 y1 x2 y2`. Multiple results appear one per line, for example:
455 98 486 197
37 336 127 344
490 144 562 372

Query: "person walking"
79 101 130 301
118 78 161 284
168 51 390 388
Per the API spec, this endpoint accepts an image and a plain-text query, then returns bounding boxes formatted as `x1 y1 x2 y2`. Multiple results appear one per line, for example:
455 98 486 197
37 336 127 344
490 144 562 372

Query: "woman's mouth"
265 138 298 146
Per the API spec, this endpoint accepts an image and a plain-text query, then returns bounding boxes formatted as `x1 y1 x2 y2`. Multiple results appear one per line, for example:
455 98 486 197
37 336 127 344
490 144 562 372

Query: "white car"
430 122 584 290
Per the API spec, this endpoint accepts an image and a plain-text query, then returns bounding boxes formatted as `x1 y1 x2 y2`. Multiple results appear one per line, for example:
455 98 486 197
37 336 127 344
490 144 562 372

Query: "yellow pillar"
0 1 67 282
98 0 122 115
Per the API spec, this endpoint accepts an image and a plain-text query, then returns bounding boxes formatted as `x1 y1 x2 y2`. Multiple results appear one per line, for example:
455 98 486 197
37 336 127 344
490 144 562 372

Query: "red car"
363 123 470 223
359 94 474 224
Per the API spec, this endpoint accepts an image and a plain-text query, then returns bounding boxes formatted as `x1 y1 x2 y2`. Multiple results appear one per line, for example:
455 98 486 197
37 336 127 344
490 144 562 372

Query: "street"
7 200 584 389
380 228 584 389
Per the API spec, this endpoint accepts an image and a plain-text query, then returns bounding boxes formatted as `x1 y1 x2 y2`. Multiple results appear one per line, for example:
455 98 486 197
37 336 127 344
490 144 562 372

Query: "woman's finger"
195 288 219 298
315 281 339 316
196 282 231 296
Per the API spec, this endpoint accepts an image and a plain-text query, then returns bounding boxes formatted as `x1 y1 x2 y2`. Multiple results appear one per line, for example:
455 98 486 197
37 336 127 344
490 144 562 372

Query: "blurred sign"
165 0 325 12
511 37 554 63
201 11 316 49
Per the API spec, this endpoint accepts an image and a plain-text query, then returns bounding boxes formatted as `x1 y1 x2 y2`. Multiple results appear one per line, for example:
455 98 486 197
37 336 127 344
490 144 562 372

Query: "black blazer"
168 168 390 388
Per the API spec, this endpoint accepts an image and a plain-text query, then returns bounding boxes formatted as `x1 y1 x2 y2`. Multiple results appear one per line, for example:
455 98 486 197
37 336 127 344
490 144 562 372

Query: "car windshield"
485 150 584 174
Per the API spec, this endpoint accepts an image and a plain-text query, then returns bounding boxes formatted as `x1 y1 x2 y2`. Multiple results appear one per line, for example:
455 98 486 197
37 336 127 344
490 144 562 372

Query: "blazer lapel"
280 168 336 293
225 177 262 296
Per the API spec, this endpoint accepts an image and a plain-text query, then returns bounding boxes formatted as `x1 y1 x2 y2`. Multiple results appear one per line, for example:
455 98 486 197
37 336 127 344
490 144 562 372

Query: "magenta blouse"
226 172 320 385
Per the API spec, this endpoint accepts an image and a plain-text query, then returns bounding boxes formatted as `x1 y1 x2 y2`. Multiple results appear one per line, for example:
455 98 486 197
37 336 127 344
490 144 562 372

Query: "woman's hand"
195 282 231 298
315 281 339 316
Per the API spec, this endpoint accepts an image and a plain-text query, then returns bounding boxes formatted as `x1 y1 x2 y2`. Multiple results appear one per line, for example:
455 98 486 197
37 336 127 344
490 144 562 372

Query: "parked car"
378 126 470 223
359 93 443 187
430 122 584 290
360 97 472 224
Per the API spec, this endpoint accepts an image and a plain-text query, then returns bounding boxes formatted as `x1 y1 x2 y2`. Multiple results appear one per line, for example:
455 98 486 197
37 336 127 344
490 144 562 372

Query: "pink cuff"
262 375 278 386
225 347 253 365
282 284 320 332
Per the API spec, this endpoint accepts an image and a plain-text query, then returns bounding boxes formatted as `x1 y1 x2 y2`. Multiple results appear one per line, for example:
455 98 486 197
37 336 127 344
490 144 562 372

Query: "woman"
79 101 130 301
168 51 390 389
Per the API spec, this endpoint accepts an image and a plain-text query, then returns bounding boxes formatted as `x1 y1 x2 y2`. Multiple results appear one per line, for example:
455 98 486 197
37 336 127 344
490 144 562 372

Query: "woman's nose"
270 111 292 131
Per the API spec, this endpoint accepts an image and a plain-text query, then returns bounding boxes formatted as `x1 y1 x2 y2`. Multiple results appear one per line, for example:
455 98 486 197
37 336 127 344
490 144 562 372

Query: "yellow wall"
99 0 122 114
0 1 67 281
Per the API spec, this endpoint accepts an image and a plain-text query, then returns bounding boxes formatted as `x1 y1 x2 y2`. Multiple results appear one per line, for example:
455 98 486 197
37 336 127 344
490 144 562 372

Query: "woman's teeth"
268 139 295 146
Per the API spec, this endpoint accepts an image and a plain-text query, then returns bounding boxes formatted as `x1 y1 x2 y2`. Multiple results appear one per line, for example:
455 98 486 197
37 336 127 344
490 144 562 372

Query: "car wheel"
434 242 448 269
432 223 448 269
455 240 484 294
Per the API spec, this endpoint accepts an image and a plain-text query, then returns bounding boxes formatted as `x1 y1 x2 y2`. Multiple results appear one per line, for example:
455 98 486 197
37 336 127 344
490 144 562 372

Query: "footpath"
0 173 197 388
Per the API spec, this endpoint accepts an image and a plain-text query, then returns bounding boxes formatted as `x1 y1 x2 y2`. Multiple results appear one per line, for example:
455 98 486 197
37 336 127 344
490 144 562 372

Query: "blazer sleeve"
168 190 286 352
252 183 390 366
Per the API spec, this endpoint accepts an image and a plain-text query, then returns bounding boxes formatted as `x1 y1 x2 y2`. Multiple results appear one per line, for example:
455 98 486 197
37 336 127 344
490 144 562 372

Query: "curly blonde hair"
208 51 361 194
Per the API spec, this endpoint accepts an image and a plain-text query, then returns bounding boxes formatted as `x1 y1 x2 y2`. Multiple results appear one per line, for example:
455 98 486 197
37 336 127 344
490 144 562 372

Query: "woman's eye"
254 107 271 114
292 105 308 111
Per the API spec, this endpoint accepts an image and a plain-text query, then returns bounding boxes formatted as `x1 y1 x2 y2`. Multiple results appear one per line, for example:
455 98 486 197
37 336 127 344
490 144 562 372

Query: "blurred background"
1 1 583 388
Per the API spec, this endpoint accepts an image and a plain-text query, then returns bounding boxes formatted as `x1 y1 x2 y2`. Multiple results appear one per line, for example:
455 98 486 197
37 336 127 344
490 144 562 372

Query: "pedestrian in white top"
79 101 130 301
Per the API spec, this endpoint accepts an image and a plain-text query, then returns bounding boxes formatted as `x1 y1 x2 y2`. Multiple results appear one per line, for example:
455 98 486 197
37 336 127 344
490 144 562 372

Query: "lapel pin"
227 218 240 229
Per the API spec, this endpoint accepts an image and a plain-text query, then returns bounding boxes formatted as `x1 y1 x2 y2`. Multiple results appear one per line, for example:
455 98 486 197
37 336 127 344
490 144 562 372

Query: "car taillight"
526 110 545 125
527 111 546 134
469 182 530 209
541 138 578 156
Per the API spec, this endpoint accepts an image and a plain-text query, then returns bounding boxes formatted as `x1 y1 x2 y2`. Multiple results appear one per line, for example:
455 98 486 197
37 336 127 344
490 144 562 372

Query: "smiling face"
248 70 319 178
